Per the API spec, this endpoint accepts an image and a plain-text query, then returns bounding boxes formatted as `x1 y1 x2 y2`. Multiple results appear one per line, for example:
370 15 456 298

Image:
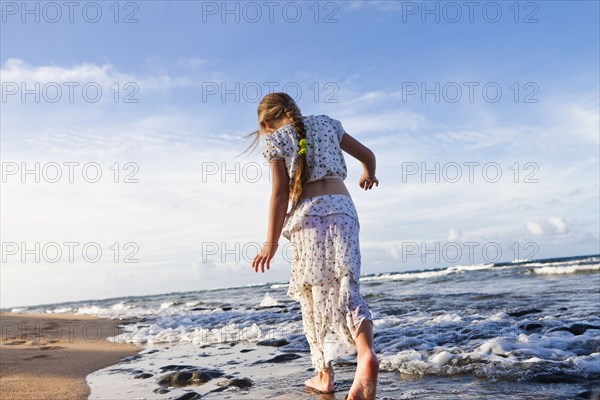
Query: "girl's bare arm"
340 132 379 190
253 159 289 273
266 159 289 243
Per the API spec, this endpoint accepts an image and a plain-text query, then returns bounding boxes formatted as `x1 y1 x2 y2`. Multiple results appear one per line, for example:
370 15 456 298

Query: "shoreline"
0 312 142 400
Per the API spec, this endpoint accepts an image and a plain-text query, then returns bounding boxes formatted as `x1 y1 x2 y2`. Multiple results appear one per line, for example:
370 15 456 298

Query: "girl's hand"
252 242 278 273
359 173 379 190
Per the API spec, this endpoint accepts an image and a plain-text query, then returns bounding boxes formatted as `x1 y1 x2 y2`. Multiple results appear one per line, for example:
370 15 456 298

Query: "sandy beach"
0 312 141 400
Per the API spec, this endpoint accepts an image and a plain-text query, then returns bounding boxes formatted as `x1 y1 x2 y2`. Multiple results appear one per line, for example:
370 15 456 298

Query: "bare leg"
347 319 378 400
304 361 335 393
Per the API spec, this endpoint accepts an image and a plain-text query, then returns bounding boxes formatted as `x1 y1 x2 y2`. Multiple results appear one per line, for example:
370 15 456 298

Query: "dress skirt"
284 194 372 371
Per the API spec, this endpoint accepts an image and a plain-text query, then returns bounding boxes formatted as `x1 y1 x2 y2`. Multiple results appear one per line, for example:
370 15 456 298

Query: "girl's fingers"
252 248 275 273
253 255 262 273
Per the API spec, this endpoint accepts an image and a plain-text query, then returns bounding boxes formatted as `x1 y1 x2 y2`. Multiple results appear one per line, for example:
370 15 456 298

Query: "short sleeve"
262 134 285 162
329 117 346 143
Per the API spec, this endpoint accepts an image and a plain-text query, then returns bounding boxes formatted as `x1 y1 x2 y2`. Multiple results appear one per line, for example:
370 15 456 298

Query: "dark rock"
568 323 600 335
133 372 153 379
549 323 600 336
240 348 255 353
533 373 586 384
508 308 541 317
174 392 202 400
217 377 254 389
121 354 143 363
253 353 301 364
153 387 170 394
576 389 600 400
191 307 208 311
157 368 224 387
256 338 290 347
520 323 544 332
222 306 232 311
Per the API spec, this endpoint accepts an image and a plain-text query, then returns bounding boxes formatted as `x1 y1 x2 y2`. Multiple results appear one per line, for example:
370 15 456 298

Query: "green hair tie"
298 138 308 155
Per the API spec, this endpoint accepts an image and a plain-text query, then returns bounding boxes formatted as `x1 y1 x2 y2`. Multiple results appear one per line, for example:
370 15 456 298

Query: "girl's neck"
267 117 293 133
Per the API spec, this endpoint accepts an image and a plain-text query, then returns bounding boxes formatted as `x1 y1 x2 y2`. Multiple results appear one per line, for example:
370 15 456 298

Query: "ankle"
357 349 378 366
358 348 376 358
321 369 333 377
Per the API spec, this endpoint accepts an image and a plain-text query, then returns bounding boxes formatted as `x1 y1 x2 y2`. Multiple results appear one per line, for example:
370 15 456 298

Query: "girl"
248 92 379 400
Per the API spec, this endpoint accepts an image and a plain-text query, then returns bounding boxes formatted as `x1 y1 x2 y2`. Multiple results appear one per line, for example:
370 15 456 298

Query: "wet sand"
0 312 141 400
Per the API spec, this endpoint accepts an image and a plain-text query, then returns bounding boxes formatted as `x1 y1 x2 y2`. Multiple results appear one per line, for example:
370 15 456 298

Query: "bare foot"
304 368 335 393
347 350 378 400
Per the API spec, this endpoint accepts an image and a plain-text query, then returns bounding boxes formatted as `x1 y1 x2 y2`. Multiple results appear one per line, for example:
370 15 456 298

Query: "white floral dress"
262 114 372 371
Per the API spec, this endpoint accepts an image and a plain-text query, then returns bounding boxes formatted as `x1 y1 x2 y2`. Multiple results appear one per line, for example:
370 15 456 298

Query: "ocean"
5 254 600 399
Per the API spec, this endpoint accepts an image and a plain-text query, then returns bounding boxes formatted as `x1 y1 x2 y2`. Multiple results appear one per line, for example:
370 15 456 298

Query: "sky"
1 0 599 308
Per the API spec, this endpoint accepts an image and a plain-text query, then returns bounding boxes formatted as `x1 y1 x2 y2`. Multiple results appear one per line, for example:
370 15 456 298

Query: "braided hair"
248 92 309 212
282 101 309 211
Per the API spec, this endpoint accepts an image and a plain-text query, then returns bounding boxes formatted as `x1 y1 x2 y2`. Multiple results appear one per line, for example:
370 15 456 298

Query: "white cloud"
526 221 545 236
548 216 568 234
1 58 192 91
448 228 467 242
567 104 600 144
526 217 570 237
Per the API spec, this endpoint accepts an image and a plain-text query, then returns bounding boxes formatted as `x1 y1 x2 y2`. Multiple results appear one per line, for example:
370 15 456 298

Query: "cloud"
526 221 545 236
567 104 600 144
448 228 467 242
526 217 570 237
1 58 193 92
548 216 568 234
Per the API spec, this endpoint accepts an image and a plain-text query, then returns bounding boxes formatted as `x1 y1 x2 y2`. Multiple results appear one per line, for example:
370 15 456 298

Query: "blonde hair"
243 92 309 212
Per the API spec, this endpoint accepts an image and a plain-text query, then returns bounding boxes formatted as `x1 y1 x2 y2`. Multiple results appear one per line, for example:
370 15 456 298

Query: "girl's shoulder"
271 115 340 139
304 114 336 124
